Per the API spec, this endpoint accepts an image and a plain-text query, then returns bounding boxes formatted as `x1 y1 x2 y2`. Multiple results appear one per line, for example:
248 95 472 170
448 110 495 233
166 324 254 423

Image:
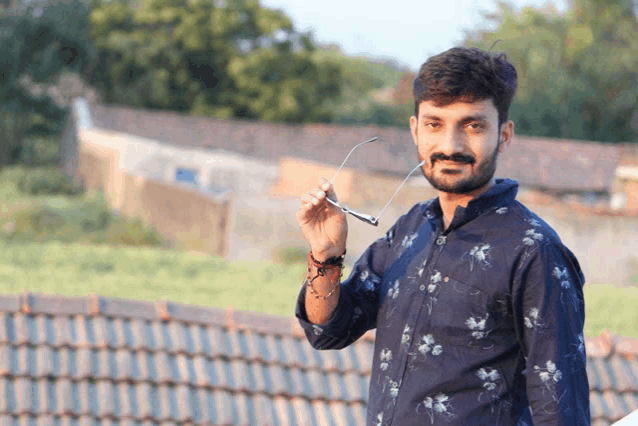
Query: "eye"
466 122 485 131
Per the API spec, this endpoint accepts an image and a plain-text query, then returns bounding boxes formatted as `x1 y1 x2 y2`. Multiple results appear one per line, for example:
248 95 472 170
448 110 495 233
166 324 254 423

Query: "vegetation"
0 237 633 337
1 166 165 248
464 0 638 143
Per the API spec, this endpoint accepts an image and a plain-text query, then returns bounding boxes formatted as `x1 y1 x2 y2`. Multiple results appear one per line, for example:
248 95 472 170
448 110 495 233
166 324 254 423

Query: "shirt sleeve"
295 222 397 350
512 241 590 425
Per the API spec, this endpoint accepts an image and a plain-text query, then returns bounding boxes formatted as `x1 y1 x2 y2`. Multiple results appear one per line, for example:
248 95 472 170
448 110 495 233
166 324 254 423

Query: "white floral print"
312 325 323 336
522 229 544 246
380 348 393 371
389 379 401 397
463 243 493 271
524 307 543 330
402 232 418 248
418 334 443 357
375 412 384 426
534 360 563 401
426 271 442 314
401 324 412 346
495 207 508 214
527 218 541 227
388 280 400 299
477 367 500 390
466 314 491 339
552 265 580 313
417 393 456 424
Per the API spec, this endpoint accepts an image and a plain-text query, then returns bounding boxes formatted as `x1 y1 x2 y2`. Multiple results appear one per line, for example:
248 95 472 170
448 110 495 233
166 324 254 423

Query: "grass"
0 240 312 318
0 240 635 338
1 164 636 338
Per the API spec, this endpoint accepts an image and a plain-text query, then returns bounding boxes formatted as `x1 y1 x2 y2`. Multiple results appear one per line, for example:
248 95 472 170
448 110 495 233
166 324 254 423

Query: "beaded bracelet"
306 250 346 300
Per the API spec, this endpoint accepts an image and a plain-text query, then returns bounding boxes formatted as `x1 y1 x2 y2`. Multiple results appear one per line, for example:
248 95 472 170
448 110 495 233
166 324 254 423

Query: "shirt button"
420 285 426 291
444 276 450 283
436 236 446 245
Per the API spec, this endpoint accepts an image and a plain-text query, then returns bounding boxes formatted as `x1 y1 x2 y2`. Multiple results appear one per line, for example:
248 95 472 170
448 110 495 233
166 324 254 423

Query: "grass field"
0 240 635 339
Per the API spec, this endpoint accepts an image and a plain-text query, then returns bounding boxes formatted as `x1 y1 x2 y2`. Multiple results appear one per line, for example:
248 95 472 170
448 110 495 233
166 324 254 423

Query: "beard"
418 139 500 195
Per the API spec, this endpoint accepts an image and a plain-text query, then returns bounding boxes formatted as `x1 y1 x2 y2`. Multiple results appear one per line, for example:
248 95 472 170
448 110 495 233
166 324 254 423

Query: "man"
295 47 590 425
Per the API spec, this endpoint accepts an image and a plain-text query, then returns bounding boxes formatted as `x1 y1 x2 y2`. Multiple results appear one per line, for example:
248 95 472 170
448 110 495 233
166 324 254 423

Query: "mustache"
431 153 475 164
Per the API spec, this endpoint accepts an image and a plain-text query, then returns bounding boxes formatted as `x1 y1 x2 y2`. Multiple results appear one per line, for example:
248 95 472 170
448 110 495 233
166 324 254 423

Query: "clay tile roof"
0 291 635 425
89 103 621 193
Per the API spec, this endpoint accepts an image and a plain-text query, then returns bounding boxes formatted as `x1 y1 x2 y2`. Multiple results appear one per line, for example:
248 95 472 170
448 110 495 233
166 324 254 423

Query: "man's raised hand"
296 178 347 262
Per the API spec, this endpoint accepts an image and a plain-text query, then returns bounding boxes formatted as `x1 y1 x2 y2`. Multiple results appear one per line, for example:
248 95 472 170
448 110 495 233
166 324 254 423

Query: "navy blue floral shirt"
296 179 590 425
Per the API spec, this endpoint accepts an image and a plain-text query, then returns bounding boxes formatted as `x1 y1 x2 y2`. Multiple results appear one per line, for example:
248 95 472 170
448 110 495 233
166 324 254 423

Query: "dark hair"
413 47 518 126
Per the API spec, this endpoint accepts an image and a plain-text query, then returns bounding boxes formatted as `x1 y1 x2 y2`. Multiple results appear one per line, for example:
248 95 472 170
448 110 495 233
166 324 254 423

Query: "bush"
17 167 84 196
272 245 307 265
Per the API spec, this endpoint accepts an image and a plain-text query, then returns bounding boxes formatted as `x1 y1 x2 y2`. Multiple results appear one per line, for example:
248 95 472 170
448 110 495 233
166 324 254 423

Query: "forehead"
417 99 498 120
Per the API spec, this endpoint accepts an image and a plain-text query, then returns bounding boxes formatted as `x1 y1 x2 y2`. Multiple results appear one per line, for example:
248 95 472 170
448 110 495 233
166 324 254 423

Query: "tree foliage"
0 0 92 166
465 0 638 143
86 0 342 122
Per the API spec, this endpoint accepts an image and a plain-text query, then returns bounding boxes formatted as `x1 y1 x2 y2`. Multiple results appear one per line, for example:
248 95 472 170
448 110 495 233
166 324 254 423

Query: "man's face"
409 99 512 195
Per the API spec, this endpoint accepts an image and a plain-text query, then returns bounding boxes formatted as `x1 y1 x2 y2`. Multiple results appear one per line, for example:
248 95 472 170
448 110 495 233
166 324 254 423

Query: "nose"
438 129 466 156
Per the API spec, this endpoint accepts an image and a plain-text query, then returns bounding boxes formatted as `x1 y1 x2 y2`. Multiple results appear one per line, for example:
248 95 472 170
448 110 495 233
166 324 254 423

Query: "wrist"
312 246 346 262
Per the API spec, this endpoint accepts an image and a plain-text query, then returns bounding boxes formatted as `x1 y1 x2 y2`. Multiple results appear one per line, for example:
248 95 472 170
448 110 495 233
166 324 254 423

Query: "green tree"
0 0 93 166
86 0 342 123
465 0 638 143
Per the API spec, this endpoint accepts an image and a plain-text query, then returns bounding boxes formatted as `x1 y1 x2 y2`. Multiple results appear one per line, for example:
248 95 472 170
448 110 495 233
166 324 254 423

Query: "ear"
499 120 514 153
410 115 418 147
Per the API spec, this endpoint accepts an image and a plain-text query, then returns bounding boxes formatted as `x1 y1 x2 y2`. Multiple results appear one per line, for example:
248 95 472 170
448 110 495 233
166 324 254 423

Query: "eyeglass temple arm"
330 137 378 184
325 197 379 226
374 160 427 221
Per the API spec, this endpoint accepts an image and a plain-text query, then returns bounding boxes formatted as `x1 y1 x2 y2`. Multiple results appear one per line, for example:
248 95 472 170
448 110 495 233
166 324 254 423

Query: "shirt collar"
424 178 519 231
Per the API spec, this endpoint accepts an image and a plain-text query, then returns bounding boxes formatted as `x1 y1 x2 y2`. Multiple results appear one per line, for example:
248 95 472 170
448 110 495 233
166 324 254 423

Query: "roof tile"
74 315 92 348
102 298 156 321
15 346 29 377
13 314 29 346
351 402 367 425
280 337 304 369
15 377 31 414
233 392 252 426
212 389 234 425
128 319 149 352
0 296 19 314
92 317 110 349
96 380 114 418
169 303 225 327
53 316 72 348
252 394 276 426
306 370 329 401
329 401 351 426
175 384 192 423
0 344 10 377
603 390 631 422
55 378 72 415
0 314 10 344
116 382 133 419
76 348 92 379
95 349 111 381
291 397 314 425
616 337 638 359
273 395 293 426
176 354 196 386
203 327 225 359
225 329 247 360
136 382 153 420
232 310 291 337
310 399 332 426
33 316 49 347
34 347 53 379
326 372 347 402
168 322 188 355
115 348 132 382
229 359 251 393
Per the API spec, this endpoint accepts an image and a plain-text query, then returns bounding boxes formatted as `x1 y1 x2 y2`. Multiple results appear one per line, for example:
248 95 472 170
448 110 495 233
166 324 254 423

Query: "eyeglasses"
325 137 425 226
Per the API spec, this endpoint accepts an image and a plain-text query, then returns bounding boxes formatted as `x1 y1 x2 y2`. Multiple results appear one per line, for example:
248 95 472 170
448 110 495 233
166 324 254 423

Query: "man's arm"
295 231 391 350
513 241 590 425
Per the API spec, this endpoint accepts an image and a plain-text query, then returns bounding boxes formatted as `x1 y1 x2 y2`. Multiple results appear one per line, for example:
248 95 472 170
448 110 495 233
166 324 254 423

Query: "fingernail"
323 184 330 190
318 191 325 198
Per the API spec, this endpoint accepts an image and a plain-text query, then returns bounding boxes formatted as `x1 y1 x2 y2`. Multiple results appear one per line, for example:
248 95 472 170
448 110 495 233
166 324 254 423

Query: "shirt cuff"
295 280 353 340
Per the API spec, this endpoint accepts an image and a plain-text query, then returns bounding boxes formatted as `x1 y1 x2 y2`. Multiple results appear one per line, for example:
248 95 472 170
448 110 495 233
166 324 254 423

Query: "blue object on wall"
176 168 199 186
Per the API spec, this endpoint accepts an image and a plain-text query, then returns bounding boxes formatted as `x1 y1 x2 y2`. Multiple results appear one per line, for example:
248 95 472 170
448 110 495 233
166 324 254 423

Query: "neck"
439 177 496 231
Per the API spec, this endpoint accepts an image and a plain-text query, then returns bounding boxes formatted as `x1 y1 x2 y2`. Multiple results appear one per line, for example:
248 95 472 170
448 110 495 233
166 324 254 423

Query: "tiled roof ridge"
0 291 376 342
586 329 638 359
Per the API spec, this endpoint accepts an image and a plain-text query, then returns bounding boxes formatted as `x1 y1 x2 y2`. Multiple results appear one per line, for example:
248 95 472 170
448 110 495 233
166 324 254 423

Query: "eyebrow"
419 114 490 124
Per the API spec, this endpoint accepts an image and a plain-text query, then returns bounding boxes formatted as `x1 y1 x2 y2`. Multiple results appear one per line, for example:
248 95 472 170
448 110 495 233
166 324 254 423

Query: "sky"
260 0 568 71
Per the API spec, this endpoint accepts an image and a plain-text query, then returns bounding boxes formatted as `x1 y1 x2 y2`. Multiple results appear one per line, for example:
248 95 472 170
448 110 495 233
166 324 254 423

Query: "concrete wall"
75 129 233 257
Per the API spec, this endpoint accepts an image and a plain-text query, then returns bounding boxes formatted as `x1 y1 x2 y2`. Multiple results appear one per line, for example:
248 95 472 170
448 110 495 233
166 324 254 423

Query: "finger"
319 178 338 202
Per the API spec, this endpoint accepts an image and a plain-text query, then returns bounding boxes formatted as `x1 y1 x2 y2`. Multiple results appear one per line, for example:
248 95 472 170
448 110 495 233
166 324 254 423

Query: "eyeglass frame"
325 137 426 226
